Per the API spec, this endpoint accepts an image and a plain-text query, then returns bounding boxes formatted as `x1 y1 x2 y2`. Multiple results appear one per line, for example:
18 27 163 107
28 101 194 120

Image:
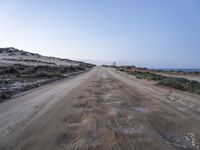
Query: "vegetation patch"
0 64 94 102
117 68 200 95
128 71 165 81
33 71 64 78
158 77 200 95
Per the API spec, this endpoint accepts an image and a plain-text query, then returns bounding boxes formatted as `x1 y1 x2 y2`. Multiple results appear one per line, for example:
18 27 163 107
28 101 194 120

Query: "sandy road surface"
0 67 200 150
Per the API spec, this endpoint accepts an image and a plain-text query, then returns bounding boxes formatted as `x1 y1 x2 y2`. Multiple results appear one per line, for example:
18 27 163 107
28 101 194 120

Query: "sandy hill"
0 47 90 67
0 47 94 102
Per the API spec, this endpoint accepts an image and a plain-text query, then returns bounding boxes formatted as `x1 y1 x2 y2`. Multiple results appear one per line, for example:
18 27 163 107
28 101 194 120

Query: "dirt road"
0 67 200 150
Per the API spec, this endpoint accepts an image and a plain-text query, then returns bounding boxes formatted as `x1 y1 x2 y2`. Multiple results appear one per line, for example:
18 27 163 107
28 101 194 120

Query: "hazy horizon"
1 0 200 68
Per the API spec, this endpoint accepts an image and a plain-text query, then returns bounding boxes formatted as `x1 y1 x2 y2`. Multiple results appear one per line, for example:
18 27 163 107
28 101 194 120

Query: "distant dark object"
111 62 117 68
21 52 28 56
101 65 109 67
126 66 132 69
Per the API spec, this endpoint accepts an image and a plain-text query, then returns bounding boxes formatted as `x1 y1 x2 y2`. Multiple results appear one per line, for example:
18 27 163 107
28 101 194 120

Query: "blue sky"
0 0 200 68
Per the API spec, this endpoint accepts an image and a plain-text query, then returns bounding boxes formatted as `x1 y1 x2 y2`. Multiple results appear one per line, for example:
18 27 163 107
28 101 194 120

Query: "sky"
0 0 200 68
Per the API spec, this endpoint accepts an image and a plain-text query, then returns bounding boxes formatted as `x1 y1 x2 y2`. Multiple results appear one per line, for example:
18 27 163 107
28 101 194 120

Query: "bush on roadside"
34 71 64 78
117 68 200 95
158 77 200 94
128 71 165 81
117 68 125 72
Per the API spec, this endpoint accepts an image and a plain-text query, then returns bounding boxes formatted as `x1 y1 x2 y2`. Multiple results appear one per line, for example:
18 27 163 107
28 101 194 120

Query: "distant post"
112 62 116 68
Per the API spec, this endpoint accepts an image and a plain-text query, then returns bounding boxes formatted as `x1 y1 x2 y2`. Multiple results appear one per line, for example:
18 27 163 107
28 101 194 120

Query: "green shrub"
34 71 64 78
117 68 200 95
117 68 125 72
46 72 64 78
158 77 200 94
128 71 165 81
